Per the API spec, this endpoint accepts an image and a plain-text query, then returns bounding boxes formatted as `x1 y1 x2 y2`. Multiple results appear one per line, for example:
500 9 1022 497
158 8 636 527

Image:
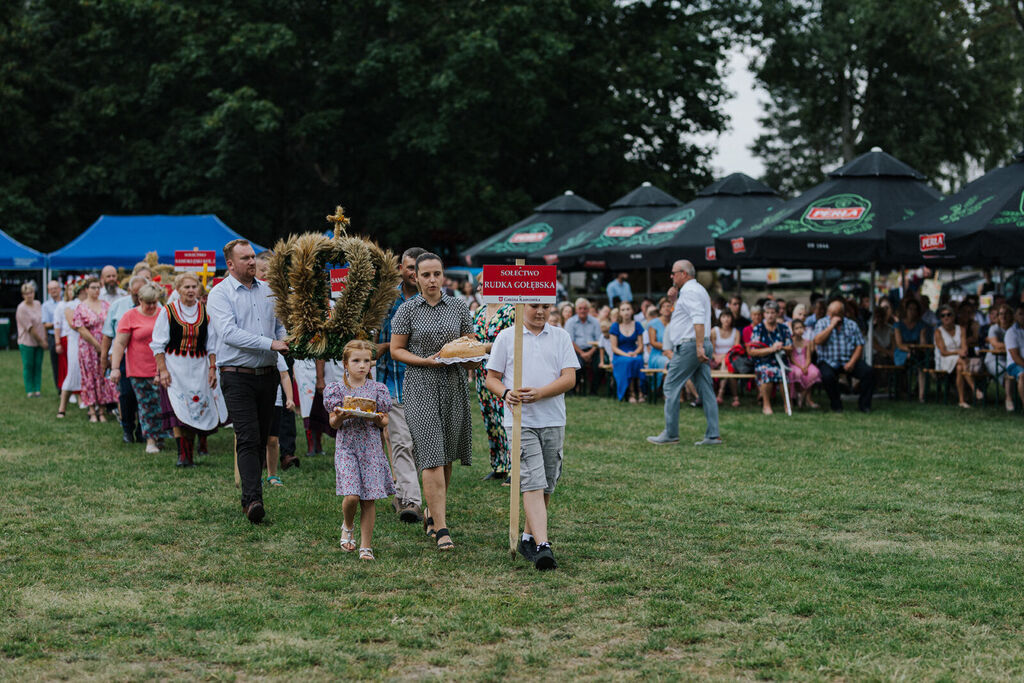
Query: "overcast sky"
698 49 767 179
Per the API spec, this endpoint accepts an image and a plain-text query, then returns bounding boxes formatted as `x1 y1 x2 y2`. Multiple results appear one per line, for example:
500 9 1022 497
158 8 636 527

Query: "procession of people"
19 233 1021 572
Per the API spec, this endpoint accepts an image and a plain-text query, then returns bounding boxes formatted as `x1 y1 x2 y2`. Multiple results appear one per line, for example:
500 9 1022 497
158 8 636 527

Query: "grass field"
2 350 1023 680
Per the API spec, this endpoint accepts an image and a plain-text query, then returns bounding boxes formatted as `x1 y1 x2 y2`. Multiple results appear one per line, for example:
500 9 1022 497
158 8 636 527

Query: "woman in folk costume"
292 358 341 456
151 272 229 467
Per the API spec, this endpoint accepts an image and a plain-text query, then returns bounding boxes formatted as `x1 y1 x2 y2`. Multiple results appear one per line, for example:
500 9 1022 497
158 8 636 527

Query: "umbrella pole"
736 268 742 296
867 263 876 365
646 267 652 300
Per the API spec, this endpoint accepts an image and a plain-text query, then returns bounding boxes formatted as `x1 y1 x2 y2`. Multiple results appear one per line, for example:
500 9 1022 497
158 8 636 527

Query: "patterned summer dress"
473 304 515 473
750 321 793 384
323 379 396 500
391 294 474 470
73 301 119 407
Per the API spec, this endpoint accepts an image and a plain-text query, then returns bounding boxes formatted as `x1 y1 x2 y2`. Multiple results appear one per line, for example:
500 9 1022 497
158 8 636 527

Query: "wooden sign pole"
508 258 526 558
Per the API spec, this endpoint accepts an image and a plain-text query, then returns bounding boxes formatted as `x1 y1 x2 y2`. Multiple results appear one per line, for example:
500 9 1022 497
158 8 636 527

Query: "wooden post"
508 258 525 558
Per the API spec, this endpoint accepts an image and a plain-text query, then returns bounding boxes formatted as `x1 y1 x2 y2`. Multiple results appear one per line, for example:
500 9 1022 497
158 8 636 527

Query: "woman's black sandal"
435 528 454 551
423 516 436 538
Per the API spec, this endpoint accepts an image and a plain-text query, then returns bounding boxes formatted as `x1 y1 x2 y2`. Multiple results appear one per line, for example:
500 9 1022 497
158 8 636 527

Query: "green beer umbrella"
715 148 941 267
557 173 782 270
460 191 603 266
886 149 1024 266
540 182 684 268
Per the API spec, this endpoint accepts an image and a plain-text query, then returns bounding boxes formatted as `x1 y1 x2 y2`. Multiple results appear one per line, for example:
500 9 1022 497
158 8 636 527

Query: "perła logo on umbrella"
919 232 946 252
797 194 873 234
494 223 553 252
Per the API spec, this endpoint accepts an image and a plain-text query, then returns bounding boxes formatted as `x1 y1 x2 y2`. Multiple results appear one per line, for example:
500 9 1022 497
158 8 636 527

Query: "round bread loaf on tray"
438 335 488 359
342 396 377 413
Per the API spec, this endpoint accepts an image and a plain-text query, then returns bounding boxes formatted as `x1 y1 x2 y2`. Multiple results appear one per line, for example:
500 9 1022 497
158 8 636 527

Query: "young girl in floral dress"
325 340 394 561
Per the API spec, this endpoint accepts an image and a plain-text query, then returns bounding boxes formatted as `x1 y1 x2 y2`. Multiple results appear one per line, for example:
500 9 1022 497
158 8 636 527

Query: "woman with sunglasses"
933 304 969 408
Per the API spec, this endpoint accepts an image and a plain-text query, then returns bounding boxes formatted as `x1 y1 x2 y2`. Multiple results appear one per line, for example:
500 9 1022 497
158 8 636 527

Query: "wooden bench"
641 368 665 403
923 368 957 404
710 371 756 381
872 364 904 399
598 363 614 398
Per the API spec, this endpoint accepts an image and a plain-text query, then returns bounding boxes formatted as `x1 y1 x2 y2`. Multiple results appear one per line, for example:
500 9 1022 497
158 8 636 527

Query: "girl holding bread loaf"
325 339 394 561
389 252 478 552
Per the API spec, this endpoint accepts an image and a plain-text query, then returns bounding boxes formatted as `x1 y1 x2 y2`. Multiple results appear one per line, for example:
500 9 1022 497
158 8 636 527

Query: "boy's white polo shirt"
487 322 580 428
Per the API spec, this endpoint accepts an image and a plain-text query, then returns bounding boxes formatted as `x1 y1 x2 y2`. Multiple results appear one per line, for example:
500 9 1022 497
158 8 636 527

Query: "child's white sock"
522 533 533 543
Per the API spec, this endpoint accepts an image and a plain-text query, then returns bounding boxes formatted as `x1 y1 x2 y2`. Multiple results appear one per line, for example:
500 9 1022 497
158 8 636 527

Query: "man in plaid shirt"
813 298 875 413
377 247 426 523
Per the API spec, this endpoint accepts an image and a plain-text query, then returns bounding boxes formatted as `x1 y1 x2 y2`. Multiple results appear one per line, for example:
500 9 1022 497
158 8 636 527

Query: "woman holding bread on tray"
389 252 481 552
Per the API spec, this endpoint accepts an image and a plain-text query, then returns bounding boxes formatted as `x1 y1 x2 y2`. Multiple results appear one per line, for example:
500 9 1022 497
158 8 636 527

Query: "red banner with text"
480 265 557 304
174 250 217 269
329 268 349 298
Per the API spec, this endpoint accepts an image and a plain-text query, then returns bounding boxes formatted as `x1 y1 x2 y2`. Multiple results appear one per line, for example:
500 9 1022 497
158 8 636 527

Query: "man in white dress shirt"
99 265 128 305
207 239 289 524
41 280 62 391
648 260 721 446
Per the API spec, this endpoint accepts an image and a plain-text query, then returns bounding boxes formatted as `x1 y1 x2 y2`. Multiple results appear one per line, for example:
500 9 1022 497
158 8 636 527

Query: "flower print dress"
473 304 515 473
73 301 119 407
323 378 396 500
749 322 793 384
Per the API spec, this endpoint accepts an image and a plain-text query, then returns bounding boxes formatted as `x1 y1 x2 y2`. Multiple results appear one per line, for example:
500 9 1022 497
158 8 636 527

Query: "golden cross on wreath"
198 262 215 289
326 205 350 236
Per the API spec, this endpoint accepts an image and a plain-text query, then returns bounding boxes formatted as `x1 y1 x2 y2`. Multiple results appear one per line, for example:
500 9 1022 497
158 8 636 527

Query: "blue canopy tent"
1 229 47 348
1 228 46 269
48 215 264 270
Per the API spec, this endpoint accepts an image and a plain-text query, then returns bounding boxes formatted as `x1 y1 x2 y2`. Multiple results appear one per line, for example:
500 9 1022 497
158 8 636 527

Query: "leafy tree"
0 0 732 257
749 0 1024 195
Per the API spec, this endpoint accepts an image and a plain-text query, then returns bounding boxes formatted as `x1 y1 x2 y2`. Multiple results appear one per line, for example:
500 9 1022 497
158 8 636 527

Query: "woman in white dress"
933 304 968 408
56 284 87 417
151 272 228 466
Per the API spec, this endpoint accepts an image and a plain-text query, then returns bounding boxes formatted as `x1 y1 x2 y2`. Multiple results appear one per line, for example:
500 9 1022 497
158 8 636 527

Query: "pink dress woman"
323 379 396 500
73 301 119 407
789 342 821 389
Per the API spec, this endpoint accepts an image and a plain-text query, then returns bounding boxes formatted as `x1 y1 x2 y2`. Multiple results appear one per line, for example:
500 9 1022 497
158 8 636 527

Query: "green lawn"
2 350 1023 680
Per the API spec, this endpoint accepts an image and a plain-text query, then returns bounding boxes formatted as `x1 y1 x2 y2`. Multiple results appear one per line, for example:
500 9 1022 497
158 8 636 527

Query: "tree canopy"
749 0 1024 195
0 0 731 256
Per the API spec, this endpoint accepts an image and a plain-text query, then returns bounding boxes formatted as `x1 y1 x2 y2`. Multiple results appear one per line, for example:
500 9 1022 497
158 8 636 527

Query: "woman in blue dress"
610 301 646 402
894 297 932 403
645 298 673 389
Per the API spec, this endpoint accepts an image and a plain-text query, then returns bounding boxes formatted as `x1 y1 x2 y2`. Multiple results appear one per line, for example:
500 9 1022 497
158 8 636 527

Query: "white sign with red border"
919 232 946 252
329 268 349 298
480 264 557 304
174 250 217 269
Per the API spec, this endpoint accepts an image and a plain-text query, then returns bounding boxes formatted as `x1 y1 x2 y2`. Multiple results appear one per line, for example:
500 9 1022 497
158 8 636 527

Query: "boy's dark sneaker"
518 537 537 562
533 543 557 571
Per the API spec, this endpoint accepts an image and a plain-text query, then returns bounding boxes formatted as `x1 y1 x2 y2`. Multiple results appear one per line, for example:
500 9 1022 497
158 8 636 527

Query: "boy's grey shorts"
519 426 564 494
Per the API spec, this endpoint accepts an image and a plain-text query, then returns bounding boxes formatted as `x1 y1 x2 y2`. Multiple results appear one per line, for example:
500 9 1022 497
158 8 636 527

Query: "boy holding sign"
485 303 578 570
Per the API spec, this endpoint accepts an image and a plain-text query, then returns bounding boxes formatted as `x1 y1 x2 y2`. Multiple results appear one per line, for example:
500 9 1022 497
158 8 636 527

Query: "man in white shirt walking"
207 239 289 524
648 260 721 446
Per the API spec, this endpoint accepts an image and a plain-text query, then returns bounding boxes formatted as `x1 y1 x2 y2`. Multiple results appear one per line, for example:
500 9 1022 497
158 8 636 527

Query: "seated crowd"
545 287 1024 415
18 268 1024 426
